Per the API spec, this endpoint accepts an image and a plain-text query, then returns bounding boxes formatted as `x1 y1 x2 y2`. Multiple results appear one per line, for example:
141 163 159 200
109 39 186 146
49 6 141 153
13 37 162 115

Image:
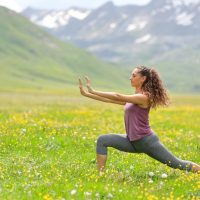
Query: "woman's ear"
142 76 147 83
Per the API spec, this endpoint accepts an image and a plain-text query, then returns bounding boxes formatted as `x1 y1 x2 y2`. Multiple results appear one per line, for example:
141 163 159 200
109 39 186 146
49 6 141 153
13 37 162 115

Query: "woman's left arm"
84 76 147 105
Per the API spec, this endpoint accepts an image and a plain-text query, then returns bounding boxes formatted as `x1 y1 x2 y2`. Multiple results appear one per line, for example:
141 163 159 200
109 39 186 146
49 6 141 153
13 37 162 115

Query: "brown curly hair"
136 66 170 108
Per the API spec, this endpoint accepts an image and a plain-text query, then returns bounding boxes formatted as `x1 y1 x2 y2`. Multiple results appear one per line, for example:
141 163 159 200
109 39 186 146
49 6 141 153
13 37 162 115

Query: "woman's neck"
135 87 142 94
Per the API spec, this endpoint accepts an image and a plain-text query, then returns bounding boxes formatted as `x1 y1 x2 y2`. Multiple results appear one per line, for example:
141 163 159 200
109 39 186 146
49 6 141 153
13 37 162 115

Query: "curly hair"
136 66 170 108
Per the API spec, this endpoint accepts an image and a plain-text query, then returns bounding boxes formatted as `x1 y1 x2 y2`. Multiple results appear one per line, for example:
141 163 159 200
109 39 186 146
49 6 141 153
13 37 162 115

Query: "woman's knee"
96 133 116 147
96 134 109 155
96 134 107 146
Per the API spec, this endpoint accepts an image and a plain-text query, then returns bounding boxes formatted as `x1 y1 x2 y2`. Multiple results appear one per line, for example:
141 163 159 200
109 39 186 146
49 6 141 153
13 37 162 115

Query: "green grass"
0 92 199 199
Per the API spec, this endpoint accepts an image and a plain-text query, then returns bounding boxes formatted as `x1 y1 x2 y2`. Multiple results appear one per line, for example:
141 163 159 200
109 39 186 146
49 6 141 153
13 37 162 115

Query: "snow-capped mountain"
22 7 91 28
22 0 200 65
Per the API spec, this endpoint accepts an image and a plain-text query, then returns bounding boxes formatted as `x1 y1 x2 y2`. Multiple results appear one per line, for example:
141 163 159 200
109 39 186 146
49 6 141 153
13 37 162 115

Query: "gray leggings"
96 133 193 171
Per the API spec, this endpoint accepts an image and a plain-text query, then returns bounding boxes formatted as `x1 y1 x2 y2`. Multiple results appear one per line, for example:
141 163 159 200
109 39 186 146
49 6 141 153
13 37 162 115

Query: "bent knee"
97 134 107 145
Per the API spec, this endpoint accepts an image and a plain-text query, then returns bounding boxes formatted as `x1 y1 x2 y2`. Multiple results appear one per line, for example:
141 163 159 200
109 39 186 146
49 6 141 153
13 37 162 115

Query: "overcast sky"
1 0 198 12
0 0 151 12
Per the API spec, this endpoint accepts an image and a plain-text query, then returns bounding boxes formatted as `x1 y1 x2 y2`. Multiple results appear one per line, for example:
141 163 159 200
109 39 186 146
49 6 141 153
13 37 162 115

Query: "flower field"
0 93 199 200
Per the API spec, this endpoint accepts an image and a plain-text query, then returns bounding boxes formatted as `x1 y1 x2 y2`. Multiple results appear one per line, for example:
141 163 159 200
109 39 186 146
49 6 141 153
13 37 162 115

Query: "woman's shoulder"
136 92 150 109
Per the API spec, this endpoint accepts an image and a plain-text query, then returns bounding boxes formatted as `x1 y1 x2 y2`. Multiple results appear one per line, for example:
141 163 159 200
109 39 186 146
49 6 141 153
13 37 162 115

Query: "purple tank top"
124 103 153 141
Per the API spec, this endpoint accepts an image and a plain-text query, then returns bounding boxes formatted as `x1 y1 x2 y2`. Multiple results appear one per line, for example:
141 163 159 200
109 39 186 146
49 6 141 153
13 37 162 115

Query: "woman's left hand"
85 76 94 93
79 78 87 96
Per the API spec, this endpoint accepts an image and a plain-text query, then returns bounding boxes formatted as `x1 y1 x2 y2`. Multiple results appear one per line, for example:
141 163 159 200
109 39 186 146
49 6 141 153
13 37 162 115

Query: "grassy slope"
120 40 200 93
0 7 130 94
150 45 200 93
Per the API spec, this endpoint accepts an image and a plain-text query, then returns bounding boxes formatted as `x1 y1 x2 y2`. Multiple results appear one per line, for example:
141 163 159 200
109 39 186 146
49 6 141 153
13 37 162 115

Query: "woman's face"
129 68 145 88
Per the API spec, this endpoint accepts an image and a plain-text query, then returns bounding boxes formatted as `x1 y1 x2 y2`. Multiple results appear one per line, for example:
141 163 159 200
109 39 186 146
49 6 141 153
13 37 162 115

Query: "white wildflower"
70 189 77 195
148 171 154 177
95 193 100 197
107 193 113 199
130 165 134 170
84 191 92 196
20 128 26 134
99 171 103 176
17 170 22 175
148 179 153 183
161 173 168 179
160 181 164 186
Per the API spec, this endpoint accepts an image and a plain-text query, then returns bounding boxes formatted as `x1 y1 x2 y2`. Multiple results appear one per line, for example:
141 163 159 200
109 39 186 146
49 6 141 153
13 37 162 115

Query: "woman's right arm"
84 92 126 105
79 78 125 105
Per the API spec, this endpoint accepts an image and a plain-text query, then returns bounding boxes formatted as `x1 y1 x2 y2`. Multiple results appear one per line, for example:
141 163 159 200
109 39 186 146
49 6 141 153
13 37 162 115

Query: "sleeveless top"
124 102 153 141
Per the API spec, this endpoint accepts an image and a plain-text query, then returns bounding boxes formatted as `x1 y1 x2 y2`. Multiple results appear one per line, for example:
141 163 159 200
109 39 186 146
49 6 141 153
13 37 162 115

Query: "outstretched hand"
79 76 94 96
85 76 94 93
78 78 86 96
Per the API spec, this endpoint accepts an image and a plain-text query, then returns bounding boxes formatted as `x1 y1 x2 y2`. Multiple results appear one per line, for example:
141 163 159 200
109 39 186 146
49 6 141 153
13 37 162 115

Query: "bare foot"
191 163 200 174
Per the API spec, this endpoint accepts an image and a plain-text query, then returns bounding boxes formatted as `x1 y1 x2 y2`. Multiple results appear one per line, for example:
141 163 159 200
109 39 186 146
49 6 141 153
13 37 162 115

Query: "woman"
78 66 200 174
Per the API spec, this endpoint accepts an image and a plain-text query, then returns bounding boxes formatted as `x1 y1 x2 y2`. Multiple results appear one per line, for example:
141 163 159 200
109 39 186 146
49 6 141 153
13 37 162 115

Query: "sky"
0 0 199 12
0 0 151 12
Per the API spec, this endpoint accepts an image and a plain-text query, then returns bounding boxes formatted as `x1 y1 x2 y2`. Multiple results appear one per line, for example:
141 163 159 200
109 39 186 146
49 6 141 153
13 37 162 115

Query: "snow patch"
68 9 90 20
135 34 151 44
176 12 195 26
171 0 200 7
182 0 200 6
160 5 172 12
110 23 117 29
126 21 147 32
37 15 59 28
138 21 147 29
127 24 137 31
171 0 183 7
33 9 90 28
151 4 172 16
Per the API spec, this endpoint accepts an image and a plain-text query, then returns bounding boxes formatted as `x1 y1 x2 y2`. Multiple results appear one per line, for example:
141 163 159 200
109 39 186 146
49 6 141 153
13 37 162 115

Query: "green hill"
0 7 130 94
120 40 200 94
150 45 200 93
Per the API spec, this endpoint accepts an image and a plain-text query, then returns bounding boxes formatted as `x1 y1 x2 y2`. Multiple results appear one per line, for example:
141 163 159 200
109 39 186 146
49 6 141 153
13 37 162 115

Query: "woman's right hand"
85 76 94 93
79 78 87 96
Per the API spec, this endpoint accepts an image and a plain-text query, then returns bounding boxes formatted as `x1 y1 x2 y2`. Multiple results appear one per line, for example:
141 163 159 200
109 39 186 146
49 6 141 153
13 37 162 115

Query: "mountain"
22 0 200 62
22 7 91 29
21 0 200 93
0 6 129 94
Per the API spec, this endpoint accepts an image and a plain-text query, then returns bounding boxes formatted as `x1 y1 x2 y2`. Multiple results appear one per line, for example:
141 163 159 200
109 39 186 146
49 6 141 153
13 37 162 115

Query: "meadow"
0 92 199 200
